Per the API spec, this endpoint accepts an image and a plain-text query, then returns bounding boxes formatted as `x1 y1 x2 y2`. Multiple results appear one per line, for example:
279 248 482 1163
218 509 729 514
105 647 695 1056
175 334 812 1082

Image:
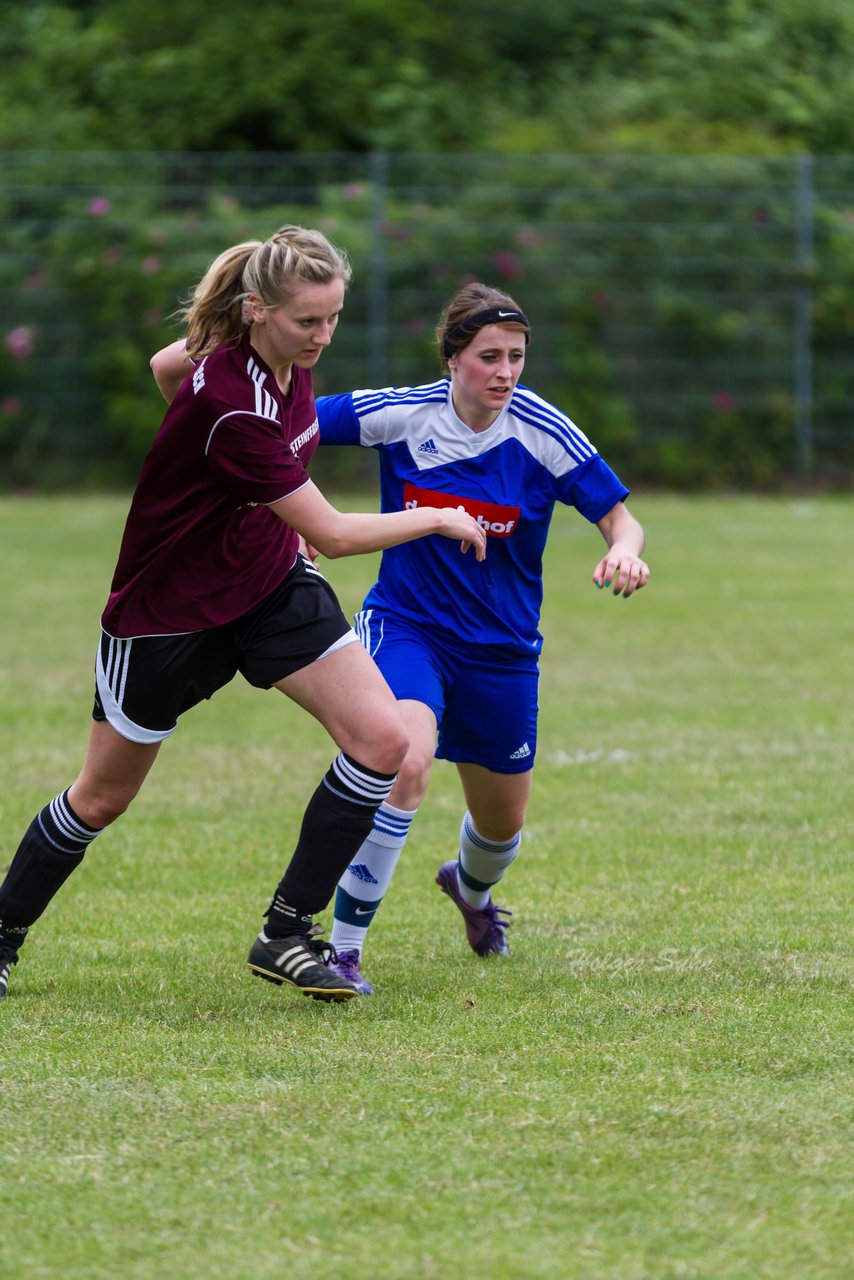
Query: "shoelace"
333 953 361 980
480 903 512 935
304 922 340 966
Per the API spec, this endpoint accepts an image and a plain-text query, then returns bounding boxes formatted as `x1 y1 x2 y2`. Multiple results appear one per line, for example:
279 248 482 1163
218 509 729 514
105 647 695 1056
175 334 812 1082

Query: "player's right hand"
437 508 487 561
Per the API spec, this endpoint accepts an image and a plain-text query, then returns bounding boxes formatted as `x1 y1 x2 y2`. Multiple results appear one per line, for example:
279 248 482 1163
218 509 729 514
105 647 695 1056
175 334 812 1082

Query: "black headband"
442 306 530 357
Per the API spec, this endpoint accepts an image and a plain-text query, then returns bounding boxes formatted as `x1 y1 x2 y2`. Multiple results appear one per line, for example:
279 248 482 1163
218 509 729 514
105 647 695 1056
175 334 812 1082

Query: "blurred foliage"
1 1 854 154
2 153 852 491
1 3 853 490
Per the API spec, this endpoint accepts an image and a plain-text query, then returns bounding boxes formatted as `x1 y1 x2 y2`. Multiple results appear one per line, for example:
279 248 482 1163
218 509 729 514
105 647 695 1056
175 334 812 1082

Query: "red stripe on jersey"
403 482 520 537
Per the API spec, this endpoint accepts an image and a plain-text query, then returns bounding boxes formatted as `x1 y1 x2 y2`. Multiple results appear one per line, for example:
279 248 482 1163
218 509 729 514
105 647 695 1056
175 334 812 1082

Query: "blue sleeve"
316 393 362 446
558 454 630 523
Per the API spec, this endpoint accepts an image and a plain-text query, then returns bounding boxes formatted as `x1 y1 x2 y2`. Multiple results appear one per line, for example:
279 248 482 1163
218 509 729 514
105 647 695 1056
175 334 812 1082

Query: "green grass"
1 493 852 1280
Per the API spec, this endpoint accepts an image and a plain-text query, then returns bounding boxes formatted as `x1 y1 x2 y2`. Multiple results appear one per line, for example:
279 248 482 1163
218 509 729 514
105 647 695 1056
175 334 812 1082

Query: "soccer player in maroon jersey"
0 225 485 1002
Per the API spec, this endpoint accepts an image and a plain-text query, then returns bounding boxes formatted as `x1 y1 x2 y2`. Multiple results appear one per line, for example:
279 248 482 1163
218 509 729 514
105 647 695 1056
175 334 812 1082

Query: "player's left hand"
298 536 321 562
593 548 650 597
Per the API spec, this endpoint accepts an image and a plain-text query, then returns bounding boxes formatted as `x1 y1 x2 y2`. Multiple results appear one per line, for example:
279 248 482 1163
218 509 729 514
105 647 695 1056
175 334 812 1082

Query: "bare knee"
68 781 140 830
348 715 409 777
391 741 435 810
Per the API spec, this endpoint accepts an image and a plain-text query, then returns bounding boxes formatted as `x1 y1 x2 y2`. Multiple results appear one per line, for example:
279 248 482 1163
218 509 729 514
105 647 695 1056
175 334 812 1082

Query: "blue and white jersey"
317 379 629 656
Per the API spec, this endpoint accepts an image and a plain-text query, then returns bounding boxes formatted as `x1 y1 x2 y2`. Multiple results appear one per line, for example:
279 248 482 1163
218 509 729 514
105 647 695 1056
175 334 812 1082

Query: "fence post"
793 153 814 483
368 149 389 388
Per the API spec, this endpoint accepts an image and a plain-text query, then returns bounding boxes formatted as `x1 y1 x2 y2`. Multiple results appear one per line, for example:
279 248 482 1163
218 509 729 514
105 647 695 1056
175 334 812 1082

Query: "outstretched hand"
593 545 650 597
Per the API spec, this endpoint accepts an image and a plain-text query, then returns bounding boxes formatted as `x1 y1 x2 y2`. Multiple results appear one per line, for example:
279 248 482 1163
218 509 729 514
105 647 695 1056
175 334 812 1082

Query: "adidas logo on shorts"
509 742 531 760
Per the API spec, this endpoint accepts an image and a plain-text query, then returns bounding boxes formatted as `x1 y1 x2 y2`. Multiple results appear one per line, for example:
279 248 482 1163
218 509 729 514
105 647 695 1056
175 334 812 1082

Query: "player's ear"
247 294 266 324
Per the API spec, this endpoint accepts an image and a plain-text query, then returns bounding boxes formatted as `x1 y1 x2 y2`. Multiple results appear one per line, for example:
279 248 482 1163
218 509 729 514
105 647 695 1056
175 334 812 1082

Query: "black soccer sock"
0 789 103 942
266 753 397 930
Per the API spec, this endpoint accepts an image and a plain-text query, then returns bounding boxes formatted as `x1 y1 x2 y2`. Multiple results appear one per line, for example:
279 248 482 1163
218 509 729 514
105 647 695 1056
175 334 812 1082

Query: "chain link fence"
1 151 852 489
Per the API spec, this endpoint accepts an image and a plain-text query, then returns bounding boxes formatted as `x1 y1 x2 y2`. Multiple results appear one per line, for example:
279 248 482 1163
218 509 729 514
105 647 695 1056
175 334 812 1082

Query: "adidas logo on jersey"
509 742 531 760
347 862 380 884
417 438 440 456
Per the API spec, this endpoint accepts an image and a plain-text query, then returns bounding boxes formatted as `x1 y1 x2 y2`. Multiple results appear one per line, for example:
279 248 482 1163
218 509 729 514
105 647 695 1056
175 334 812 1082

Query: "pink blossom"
514 226 538 247
713 391 736 413
493 249 522 280
343 183 366 200
88 197 111 217
1 396 22 418
148 227 169 245
103 244 125 265
4 326 37 360
139 256 161 277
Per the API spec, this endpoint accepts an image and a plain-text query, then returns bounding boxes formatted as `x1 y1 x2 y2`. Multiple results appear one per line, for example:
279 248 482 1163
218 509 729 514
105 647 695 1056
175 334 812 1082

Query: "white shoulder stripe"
510 387 595 462
247 357 280 421
353 382 448 417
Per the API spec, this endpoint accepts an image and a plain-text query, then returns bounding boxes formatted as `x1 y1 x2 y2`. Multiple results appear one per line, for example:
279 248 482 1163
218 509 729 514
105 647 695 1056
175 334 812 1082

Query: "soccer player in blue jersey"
313 282 650 993
0 228 486 1003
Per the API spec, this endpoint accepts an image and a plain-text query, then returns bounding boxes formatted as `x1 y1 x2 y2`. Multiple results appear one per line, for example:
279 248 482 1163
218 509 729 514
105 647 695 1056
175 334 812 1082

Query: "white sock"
457 811 521 909
329 802 416 954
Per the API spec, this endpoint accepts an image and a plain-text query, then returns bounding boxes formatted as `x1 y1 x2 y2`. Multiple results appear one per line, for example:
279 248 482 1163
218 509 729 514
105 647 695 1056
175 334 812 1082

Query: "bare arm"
270 480 487 561
593 501 650 597
150 338 485 559
150 339 193 404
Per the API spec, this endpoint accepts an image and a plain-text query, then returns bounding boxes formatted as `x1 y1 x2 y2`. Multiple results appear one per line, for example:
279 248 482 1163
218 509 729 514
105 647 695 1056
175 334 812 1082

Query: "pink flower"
88 197 111 217
139 256 161 276
4 326 37 360
148 228 169 245
493 249 522 280
1 396 22 418
515 226 538 247
713 391 736 413
343 183 366 200
103 244 125 265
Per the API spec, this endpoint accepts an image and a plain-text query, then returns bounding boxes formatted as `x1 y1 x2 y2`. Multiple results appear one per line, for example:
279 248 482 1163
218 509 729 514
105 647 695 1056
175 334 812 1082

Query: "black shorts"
93 555 356 743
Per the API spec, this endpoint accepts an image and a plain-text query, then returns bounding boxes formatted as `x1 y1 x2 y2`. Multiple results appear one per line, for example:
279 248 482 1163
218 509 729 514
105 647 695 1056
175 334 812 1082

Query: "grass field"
0 493 851 1280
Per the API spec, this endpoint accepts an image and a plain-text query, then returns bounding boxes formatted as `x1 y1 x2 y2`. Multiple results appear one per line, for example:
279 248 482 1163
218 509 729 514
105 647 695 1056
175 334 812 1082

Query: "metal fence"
1 151 852 488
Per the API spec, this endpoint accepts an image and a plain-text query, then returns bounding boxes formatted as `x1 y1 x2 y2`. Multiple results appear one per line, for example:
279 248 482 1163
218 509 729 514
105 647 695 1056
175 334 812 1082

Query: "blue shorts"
355 609 538 774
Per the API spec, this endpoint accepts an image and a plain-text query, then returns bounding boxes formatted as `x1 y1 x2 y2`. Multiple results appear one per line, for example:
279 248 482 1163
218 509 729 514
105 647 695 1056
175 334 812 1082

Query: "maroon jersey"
102 331 319 637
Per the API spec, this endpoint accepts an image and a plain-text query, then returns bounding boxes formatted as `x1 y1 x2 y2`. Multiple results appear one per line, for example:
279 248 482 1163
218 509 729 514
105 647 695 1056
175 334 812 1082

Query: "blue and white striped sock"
330 801 416 955
457 811 521 910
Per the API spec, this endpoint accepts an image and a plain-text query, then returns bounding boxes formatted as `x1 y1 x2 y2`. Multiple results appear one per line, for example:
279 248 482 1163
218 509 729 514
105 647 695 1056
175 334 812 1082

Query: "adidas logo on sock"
348 863 380 884
417 438 439 456
509 742 531 760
